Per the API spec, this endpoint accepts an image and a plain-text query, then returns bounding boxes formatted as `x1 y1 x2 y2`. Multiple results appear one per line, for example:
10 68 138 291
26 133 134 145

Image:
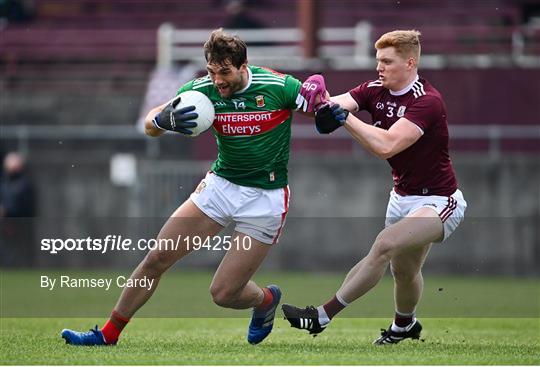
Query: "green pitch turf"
1 270 539 364
1 317 538 365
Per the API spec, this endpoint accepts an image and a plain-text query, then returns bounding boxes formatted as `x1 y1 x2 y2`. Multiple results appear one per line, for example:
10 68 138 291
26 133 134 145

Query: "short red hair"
375 30 421 61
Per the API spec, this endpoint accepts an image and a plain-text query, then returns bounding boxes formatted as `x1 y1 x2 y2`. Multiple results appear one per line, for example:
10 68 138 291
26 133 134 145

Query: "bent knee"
371 236 398 262
209 284 239 308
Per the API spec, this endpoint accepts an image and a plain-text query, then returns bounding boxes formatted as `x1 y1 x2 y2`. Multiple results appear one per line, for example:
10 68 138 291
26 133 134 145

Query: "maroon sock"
394 312 414 327
322 295 347 320
101 310 130 344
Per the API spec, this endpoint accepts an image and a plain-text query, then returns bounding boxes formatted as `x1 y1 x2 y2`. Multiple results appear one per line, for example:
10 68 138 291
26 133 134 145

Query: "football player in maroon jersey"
283 30 467 344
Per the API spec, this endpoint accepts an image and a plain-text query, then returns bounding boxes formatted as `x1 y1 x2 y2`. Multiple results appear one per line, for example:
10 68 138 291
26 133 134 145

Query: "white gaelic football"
175 90 215 137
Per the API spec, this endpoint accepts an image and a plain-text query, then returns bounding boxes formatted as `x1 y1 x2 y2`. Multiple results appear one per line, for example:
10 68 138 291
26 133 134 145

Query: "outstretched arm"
330 92 359 113
343 114 423 159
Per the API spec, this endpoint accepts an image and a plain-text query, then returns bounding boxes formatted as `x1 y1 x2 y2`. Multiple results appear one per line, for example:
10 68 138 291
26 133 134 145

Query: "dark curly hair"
204 28 247 68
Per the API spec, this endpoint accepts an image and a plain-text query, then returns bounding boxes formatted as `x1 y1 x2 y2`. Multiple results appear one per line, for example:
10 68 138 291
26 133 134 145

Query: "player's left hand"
315 103 349 134
296 74 328 113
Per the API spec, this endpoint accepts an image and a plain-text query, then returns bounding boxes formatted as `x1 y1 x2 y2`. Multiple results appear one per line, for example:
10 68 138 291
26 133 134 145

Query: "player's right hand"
152 95 199 135
296 74 328 113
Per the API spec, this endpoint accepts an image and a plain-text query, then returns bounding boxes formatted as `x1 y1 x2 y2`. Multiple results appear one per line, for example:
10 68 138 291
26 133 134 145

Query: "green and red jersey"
178 65 301 189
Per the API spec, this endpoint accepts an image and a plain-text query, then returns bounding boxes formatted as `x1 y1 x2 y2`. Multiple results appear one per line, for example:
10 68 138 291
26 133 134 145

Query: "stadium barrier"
156 22 373 70
3 124 540 160
156 24 540 70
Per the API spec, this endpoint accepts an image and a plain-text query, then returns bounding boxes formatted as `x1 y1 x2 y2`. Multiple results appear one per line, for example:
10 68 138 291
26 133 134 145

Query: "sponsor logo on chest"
213 110 291 136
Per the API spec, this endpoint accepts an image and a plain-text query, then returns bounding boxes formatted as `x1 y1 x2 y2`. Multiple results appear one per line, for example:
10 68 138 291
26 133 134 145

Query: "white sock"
316 306 330 326
391 317 417 332
335 293 349 306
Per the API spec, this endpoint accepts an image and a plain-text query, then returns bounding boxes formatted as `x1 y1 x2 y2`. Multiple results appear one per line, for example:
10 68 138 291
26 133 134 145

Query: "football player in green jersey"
61 28 309 346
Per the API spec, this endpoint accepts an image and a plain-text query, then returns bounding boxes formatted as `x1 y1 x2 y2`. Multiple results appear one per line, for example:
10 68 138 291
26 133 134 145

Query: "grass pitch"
1 270 539 364
1 317 538 365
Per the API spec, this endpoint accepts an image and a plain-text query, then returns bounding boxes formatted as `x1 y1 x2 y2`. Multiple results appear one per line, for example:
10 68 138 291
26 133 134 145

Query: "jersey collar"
234 66 253 95
389 75 419 96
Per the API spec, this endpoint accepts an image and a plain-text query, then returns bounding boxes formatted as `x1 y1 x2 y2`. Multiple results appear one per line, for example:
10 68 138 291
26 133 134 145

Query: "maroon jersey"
349 77 457 196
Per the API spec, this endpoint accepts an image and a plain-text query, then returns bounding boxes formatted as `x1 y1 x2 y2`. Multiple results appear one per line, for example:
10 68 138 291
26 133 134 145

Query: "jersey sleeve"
175 79 195 95
348 81 372 111
404 95 445 132
282 75 302 110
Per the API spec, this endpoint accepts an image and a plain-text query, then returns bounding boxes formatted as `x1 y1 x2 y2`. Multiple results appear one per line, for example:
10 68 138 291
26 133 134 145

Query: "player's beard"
216 73 246 98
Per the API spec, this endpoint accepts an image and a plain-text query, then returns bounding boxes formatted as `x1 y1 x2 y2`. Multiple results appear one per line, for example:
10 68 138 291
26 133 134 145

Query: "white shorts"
385 188 467 243
190 172 290 245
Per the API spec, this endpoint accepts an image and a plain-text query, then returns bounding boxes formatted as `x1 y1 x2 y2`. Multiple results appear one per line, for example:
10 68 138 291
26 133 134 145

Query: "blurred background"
1 0 539 276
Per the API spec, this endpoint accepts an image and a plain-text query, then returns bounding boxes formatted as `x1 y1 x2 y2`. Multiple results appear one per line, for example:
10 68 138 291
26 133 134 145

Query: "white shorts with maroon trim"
385 188 467 243
190 172 289 245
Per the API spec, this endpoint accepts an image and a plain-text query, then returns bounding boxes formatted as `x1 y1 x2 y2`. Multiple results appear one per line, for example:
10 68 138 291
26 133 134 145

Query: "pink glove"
296 74 328 113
